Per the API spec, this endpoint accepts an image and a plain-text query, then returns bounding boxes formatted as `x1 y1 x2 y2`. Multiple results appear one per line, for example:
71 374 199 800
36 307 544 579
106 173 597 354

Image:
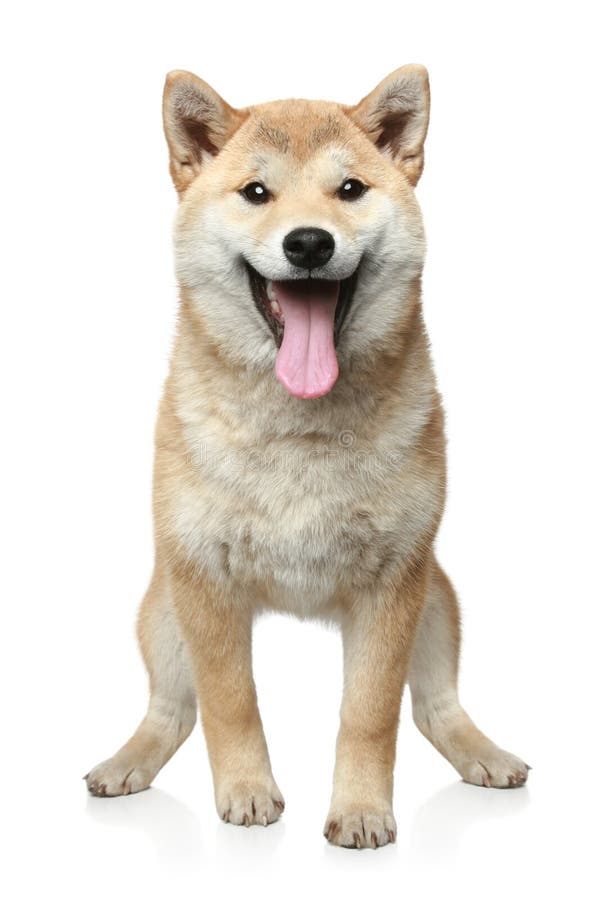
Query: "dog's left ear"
347 65 430 186
163 71 248 195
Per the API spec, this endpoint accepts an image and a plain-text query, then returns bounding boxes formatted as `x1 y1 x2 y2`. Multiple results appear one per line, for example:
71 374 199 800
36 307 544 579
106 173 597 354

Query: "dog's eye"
241 182 271 204
338 179 368 201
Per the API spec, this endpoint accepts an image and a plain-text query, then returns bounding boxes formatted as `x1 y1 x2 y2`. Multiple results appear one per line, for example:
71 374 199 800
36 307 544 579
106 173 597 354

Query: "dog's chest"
173 426 420 610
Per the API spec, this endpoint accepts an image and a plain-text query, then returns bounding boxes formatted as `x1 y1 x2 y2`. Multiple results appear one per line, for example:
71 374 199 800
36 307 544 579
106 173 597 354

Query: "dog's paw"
85 756 154 797
459 748 530 789
324 805 397 849
216 777 285 826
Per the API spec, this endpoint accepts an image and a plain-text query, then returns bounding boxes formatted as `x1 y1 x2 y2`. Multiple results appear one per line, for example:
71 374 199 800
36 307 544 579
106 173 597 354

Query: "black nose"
283 227 335 270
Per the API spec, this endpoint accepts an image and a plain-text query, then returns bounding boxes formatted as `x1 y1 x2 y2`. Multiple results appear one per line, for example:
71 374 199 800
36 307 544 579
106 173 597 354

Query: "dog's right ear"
163 71 247 195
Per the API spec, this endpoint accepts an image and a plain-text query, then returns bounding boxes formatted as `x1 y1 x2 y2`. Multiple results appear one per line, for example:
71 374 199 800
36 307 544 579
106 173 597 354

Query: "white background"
1 1 599 897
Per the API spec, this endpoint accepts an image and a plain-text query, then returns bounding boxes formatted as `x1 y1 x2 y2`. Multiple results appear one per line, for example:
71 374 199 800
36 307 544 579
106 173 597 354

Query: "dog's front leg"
325 561 428 849
171 562 284 826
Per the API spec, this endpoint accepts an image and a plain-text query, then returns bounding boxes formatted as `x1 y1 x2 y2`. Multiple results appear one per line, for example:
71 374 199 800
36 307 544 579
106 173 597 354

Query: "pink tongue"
274 279 340 399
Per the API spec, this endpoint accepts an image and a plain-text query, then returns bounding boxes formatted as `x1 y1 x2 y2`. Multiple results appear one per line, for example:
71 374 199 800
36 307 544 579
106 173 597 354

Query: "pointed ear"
162 71 247 195
347 65 430 186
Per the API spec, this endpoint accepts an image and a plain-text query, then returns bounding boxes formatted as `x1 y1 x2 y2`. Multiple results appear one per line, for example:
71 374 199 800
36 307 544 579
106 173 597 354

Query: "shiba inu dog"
85 65 530 849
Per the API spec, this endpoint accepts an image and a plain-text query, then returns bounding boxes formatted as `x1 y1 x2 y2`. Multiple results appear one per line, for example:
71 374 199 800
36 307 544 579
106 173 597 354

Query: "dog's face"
163 67 430 399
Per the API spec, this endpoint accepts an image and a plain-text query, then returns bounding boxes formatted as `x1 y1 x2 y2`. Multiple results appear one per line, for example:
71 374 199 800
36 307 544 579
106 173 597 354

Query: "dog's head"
163 66 429 399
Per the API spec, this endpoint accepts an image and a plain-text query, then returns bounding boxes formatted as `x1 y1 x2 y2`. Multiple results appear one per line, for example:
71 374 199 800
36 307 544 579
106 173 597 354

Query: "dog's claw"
324 821 337 840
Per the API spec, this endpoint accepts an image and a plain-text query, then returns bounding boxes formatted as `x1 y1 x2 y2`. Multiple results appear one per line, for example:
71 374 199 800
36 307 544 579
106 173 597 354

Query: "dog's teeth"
266 281 276 302
270 300 281 316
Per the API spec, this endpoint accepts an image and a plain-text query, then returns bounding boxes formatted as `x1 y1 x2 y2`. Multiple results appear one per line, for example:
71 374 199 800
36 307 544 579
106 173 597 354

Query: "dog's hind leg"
408 558 530 788
85 564 197 796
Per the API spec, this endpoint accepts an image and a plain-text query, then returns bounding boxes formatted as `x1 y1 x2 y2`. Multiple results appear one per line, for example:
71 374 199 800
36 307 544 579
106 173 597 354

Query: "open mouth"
244 262 359 400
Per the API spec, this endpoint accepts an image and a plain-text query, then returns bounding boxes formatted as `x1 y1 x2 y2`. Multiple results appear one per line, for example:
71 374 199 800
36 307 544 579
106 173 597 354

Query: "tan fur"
86 66 529 849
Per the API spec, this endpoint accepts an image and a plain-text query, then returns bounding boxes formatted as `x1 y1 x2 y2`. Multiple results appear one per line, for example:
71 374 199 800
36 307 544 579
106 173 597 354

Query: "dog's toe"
216 776 285 827
324 806 396 850
461 750 530 789
85 757 153 797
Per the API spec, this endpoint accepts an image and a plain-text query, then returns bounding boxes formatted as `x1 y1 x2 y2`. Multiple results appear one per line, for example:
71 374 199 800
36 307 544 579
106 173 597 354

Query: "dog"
85 65 529 849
